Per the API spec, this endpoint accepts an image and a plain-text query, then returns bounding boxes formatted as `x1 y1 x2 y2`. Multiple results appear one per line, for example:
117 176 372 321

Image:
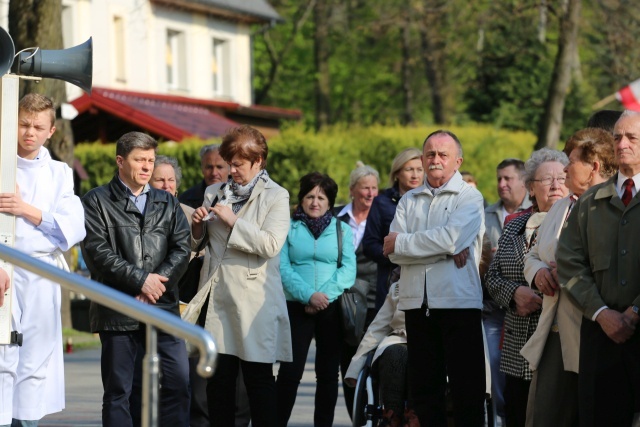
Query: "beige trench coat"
521 196 582 373
182 177 292 363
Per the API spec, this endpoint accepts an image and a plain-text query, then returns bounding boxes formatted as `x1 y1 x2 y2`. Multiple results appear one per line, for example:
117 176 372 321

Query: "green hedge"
74 124 536 205
75 137 214 195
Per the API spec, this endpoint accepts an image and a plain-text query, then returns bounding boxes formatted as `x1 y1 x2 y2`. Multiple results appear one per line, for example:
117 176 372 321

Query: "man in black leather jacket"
81 132 191 427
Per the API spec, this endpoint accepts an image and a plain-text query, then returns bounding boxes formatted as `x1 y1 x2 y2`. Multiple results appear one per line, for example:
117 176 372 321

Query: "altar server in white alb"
0 93 86 426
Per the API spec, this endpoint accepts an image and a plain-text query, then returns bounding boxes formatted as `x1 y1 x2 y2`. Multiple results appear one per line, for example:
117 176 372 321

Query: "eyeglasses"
531 176 567 186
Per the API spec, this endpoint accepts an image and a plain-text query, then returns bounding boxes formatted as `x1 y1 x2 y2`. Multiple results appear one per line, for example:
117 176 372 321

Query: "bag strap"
336 217 343 269
194 189 222 254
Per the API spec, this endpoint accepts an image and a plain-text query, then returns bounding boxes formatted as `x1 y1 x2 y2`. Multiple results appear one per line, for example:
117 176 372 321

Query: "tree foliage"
253 0 637 145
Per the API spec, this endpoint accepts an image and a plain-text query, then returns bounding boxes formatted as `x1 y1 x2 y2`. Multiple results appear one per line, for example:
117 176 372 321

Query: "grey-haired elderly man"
557 110 640 427
179 144 229 209
383 130 486 426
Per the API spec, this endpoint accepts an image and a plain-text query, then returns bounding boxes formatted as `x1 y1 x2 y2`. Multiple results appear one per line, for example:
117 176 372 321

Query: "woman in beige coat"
522 128 616 427
183 125 291 427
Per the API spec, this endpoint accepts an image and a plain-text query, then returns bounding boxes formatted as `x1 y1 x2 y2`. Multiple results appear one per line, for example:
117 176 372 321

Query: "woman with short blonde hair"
363 148 424 309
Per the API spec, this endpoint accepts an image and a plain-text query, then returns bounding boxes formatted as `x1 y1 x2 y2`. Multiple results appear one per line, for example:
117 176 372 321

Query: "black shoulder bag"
178 191 221 303
336 219 369 346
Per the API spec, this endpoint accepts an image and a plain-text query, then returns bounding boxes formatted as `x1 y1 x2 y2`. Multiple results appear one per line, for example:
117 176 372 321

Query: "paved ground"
41 340 352 427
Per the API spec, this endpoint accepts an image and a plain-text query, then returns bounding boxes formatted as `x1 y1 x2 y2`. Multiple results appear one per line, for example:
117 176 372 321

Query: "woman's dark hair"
219 125 268 169
297 172 338 209
586 110 622 133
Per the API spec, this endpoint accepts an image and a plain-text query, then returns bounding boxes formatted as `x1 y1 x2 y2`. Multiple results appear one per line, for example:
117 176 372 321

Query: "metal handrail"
0 243 217 426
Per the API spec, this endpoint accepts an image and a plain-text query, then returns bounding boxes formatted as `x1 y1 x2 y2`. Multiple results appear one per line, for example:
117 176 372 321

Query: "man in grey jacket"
485 158 530 250
383 130 486 426
483 158 530 422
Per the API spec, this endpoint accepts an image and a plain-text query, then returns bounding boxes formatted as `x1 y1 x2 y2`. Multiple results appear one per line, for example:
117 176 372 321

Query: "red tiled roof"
71 88 301 141
72 88 239 140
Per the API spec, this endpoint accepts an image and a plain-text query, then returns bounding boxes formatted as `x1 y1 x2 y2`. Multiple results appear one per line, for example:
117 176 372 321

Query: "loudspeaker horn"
0 27 15 76
13 37 92 94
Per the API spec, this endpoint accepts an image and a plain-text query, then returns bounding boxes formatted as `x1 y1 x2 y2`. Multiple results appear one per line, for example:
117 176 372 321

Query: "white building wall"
0 1 8 31
1 0 253 105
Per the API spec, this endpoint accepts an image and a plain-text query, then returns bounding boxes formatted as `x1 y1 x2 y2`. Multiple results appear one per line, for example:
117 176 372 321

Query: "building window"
113 16 126 83
212 37 230 97
166 29 186 90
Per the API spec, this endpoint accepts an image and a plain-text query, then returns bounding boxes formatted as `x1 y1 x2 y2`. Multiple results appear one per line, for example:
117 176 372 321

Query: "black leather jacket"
334 207 378 311
178 179 207 209
81 176 191 332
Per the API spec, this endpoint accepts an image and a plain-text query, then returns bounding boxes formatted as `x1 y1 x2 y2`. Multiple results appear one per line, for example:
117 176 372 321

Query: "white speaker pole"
0 74 19 344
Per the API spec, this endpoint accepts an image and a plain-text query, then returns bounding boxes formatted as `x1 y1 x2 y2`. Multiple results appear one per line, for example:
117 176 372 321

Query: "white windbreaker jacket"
389 171 485 311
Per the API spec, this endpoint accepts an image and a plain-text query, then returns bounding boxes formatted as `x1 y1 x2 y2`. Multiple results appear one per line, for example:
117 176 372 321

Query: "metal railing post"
0 244 218 425
142 324 160 427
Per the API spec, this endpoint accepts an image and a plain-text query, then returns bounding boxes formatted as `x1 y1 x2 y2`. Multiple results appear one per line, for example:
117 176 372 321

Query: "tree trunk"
255 0 317 105
538 0 548 43
9 0 74 329
400 10 414 125
314 0 331 131
9 0 74 166
419 0 448 125
535 0 582 150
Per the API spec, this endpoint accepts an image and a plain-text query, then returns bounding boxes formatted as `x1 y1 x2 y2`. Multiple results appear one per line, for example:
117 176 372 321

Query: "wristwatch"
633 305 640 316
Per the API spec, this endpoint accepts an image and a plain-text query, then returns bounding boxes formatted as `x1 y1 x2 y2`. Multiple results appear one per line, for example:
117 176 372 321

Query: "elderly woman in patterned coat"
486 148 569 427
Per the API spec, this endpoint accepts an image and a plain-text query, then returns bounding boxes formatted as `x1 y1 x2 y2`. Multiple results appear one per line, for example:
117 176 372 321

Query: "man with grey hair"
557 110 640 426
81 131 191 426
383 130 486 426
179 144 229 209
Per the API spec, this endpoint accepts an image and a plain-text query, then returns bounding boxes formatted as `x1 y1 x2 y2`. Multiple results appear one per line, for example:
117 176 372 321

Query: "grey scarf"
223 169 269 214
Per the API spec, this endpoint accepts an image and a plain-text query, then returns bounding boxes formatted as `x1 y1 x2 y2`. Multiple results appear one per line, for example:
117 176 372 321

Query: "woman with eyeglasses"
486 148 569 427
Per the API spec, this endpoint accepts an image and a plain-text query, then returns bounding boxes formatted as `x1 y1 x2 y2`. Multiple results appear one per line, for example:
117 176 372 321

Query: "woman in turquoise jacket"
276 172 357 427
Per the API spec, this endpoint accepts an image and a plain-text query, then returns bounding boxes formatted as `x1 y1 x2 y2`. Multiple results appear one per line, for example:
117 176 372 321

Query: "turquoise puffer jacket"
280 217 357 304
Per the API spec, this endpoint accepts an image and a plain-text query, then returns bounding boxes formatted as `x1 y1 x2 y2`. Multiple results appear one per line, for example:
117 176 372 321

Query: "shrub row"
74 124 536 205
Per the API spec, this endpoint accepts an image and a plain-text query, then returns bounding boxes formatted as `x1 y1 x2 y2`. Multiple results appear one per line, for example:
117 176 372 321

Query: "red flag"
617 79 640 111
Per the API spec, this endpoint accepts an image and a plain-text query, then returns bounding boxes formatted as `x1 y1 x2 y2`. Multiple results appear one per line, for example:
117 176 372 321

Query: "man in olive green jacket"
557 110 640 427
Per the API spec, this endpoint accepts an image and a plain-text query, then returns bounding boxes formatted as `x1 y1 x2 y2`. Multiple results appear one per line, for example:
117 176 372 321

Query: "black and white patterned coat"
485 212 541 381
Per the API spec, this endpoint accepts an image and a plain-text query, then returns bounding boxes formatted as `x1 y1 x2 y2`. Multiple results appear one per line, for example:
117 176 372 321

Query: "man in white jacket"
383 130 486 427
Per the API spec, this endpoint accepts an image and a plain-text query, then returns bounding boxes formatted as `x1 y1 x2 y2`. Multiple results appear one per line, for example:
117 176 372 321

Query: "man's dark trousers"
405 306 486 427
579 318 640 427
100 329 190 427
